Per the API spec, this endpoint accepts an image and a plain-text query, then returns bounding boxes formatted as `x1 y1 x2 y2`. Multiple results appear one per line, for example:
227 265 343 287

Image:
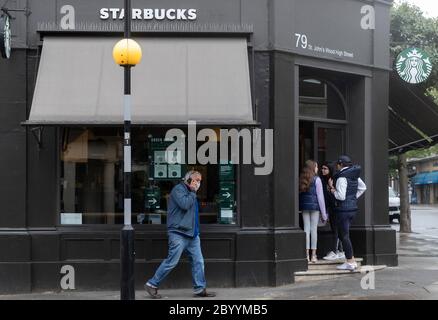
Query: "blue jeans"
147 232 206 294
328 208 343 253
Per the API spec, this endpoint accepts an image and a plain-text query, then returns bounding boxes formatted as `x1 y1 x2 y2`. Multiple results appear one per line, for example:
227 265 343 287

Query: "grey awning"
389 72 438 154
25 36 255 126
388 108 425 150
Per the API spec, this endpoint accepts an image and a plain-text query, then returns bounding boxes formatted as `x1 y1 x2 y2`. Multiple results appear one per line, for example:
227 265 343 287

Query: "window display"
60 127 237 225
218 161 236 224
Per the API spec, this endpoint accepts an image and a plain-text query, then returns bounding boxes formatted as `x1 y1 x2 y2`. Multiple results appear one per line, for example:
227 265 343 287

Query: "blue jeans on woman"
336 210 357 260
147 232 206 294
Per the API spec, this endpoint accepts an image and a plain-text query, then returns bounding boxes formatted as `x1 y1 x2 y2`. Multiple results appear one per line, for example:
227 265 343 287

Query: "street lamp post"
112 0 142 300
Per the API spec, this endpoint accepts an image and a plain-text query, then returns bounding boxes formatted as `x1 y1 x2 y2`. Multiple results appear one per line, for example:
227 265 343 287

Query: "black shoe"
194 289 216 298
144 283 162 299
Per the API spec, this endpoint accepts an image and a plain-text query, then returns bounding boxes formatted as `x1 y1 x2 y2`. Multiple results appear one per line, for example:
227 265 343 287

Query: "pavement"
1 204 438 300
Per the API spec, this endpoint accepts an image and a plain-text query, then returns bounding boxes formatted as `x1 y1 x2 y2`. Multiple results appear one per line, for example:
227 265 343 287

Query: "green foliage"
426 87 438 105
405 143 438 158
388 155 399 179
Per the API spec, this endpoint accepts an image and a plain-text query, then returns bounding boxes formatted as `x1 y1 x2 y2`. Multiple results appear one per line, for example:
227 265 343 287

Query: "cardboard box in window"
62 130 120 162
61 131 88 163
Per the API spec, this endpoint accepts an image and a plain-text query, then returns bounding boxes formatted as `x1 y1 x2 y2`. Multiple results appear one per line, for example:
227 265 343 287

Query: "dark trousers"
336 210 357 260
328 208 343 252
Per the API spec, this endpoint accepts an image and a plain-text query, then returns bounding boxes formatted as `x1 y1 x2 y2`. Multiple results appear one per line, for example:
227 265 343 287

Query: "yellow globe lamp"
112 38 142 66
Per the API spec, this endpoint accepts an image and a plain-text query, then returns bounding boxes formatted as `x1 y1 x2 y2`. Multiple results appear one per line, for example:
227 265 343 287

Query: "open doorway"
298 68 348 255
298 71 347 169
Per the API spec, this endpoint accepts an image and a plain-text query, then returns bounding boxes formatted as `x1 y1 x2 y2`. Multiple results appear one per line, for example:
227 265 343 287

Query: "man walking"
144 170 216 298
328 155 366 271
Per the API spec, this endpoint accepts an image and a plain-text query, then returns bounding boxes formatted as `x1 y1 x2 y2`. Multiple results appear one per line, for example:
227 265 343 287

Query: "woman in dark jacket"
320 162 345 260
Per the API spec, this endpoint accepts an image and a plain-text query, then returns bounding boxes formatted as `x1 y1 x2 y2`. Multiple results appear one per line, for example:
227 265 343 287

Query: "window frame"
298 76 348 123
56 126 242 228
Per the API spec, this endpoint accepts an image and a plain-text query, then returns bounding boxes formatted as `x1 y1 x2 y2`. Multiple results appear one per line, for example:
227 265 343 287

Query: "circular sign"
396 48 432 84
0 14 11 59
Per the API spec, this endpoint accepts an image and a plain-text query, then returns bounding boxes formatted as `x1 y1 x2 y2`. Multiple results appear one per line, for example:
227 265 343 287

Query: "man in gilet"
328 155 366 271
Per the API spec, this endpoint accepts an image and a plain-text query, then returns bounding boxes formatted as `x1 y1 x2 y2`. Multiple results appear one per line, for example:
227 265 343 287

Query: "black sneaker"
194 289 216 298
144 283 162 299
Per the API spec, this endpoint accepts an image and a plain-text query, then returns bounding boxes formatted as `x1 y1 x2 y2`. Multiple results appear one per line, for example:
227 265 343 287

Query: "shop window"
60 127 237 225
299 78 346 120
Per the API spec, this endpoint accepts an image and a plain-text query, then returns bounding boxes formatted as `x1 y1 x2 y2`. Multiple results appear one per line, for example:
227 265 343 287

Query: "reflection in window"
60 127 237 225
299 78 346 120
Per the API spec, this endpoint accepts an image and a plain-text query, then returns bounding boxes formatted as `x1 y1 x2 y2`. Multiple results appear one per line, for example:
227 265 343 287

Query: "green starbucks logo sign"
396 48 432 84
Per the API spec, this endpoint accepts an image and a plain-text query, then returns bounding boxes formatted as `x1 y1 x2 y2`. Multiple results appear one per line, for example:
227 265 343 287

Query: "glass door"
299 121 345 169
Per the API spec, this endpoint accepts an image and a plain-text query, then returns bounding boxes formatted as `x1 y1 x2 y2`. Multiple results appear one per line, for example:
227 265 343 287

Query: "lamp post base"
120 225 135 300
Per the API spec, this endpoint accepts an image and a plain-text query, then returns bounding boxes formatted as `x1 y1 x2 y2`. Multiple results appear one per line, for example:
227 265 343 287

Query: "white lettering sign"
100 8 197 21
293 33 355 60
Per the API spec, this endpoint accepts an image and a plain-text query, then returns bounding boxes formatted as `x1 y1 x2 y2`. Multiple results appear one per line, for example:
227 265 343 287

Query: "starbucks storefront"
0 0 397 293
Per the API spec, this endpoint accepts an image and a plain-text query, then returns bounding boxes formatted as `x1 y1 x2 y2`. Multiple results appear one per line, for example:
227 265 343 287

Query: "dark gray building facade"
0 0 397 293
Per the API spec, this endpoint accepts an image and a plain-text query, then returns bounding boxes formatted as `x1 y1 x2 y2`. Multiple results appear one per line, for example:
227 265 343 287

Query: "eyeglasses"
321 167 329 171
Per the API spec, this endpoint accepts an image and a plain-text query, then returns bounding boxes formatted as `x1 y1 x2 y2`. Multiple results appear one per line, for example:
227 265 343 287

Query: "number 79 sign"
295 33 308 49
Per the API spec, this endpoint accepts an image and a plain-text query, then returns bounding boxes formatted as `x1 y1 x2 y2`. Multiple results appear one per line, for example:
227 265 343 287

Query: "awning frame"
22 120 261 127
27 36 256 128
29 126 44 149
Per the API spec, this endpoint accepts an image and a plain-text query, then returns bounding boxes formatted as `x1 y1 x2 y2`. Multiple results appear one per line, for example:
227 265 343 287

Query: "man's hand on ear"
189 180 200 192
